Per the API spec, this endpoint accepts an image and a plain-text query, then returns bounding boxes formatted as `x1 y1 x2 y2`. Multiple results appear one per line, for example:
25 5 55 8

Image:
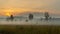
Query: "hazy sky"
0 0 60 16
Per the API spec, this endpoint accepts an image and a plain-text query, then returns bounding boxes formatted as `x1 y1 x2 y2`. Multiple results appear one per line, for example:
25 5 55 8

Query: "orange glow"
0 8 59 16
3 9 13 16
1 8 30 16
5 12 11 16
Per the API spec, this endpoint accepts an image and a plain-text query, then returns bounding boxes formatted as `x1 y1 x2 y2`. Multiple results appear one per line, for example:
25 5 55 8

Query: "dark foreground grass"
0 25 60 34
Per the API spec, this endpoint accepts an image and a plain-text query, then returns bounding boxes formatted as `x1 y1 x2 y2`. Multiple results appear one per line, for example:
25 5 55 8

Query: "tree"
44 12 49 20
29 14 33 20
10 15 14 21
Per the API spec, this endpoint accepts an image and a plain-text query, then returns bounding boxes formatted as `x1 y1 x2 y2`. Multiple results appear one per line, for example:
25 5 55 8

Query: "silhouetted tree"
10 15 14 21
6 15 14 21
44 12 49 20
29 14 33 20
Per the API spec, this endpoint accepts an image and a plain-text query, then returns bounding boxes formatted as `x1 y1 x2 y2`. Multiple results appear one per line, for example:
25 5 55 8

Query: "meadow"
0 25 60 34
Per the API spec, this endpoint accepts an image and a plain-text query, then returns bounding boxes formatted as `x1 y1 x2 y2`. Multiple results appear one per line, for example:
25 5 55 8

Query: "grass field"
0 25 60 34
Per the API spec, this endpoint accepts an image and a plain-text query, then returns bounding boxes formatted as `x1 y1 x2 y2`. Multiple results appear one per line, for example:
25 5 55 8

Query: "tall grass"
0 25 60 34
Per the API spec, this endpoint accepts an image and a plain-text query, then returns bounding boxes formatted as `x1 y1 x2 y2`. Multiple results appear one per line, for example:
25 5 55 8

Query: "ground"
0 25 60 34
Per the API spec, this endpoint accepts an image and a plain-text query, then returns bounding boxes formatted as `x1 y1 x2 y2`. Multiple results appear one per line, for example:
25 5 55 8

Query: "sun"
4 9 14 16
5 12 11 16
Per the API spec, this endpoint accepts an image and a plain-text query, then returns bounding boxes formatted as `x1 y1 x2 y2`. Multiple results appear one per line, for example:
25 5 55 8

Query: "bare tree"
44 12 49 20
10 15 14 21
29 14 33 20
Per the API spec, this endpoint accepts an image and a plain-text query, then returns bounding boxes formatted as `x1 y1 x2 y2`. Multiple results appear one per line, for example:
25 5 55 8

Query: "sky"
0 0 60 16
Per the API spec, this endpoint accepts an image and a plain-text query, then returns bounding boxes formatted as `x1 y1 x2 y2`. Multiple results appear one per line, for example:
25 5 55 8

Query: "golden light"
5 12 11 16
4 9 14 16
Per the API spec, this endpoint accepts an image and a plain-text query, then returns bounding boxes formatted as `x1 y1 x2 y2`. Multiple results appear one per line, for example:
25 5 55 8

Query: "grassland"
0 25 60 34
